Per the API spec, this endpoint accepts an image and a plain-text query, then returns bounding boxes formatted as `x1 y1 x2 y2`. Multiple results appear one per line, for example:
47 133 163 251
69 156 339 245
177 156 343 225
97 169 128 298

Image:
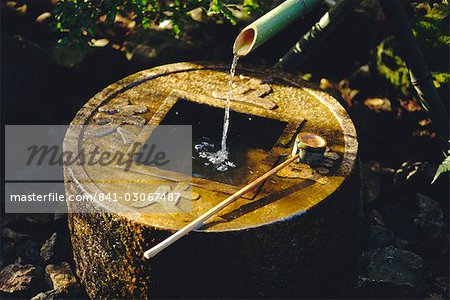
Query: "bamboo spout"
233 0 324 56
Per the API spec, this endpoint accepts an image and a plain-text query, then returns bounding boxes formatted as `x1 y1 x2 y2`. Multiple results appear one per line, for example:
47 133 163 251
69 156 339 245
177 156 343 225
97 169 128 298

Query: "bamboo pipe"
378 0 449 139
276 0 363 70
233 0 324 56
144 154 299 259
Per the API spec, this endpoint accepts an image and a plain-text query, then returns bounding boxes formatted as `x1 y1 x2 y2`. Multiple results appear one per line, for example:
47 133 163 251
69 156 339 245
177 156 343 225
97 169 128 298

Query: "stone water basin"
63 62 358 299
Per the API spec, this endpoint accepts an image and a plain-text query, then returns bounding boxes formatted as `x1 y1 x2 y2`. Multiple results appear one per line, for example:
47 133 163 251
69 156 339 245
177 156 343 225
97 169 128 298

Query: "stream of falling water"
220 54 239 154
195 54 239 172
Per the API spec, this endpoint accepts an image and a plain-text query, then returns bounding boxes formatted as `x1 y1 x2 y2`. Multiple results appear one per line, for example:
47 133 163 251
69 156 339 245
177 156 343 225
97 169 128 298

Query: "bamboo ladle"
143 130 327 259
143 153 299 259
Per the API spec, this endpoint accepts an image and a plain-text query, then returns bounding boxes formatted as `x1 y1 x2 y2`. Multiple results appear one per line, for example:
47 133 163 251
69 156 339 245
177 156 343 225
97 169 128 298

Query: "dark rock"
50 46 87 68
45 262 78 292
385 197 416 240
433 277 449 296
426 293 444 300
0 262 43 295
361 162 382 204
31 261 84 300
367 210 386 227
15 240 41 264
394 238 410 250
2 228 30 242
366 225 395 248
355 246 429 298
24 214 54 224
1 215 22 227
31 286 84 300
413 194 444 240
2 241 16 261
31 289 60 300
53 214 66 222
40 233 58 263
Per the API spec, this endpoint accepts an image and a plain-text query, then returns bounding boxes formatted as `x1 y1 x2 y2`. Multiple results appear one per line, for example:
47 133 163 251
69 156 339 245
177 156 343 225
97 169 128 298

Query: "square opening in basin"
137 99 287 187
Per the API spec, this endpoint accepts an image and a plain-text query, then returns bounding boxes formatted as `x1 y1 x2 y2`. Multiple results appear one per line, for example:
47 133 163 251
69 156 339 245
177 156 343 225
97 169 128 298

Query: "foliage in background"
432 149 450 183
376 0 449 96
52 0 273 49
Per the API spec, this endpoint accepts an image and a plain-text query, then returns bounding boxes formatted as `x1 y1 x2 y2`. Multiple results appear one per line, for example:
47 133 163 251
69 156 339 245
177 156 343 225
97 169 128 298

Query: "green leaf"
48 0 275 48
220 5 237 25
376 38 410 95
173 22 183 37
56 37 71 47
376 0 449 96
432 155 450 183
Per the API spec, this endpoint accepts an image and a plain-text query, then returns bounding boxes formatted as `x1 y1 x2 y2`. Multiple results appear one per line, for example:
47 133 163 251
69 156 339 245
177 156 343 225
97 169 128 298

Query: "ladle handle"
144 154 299 259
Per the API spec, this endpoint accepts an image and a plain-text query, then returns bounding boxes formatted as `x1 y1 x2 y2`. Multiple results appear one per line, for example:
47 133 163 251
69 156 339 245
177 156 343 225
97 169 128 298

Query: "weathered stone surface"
0 262 42 294
64 63 359 298
212 76 277 110
433 276 449 296
40 233 58 263
45 262 78 291
95 97 148 126
117 126 138 145
356 246 429 298
84 124 119 137
314 166 330 175
318 158 334 168
99 98 148 116
324 150 340 161
413 193 444 240
426 293 445 300
116 104 148 116
93 114 146 126
98 98 130 113
276 163 329 184
31 289 60 300
31 286 84 300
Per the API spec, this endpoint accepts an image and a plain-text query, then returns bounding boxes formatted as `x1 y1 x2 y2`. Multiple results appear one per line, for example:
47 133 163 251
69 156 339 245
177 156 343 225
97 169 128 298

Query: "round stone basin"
63 62 358 299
